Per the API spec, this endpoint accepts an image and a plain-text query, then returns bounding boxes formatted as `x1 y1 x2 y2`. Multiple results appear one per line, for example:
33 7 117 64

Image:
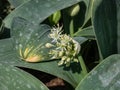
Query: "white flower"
73 39 81 55
47 25 81 66
49 26 63 42
45 43 54 48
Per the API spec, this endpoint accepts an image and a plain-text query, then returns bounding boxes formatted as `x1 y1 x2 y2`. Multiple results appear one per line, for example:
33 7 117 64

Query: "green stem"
0 20 4 33
78 55 88 75
70 19 74 37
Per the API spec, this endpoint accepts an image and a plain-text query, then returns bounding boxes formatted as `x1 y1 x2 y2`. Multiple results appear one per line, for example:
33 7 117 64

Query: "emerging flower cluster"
45 26 81 66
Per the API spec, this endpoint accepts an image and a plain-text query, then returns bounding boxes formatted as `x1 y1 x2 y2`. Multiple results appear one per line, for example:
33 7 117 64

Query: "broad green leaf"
0 64 49 90
11 17 52 62
8 0 29 7
4 0 82 28
76 54 120 90
0 38 13 56
92 0 117 59
82 0 94 27
73 36 88 44
0 38 86 88
0 16 88 87
74 26 95 39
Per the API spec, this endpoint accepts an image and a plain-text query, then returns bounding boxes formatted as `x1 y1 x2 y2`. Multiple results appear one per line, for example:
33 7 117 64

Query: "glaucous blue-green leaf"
8 0 29 7
0 17 87 88
0 64 49 90
83 0 94 26
0 38 13 56
76 54 120 90
74 26 95 39
11 17 52 62
4 0 83 28
73 36 88 44
92 0 117 59
0 36 87 88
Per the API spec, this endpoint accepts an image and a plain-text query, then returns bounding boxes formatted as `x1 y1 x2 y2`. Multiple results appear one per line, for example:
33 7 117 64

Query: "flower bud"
59 51 64 57
73 39 81 54
66 58 71 62
45 43 54 48
48 11 61 25
68 4 80 17
73 58 79 62
61 56 67 61
58 60 64 66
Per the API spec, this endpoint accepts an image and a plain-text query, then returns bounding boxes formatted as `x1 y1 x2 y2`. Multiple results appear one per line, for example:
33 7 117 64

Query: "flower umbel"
49 25 63 42
46 26 81 66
